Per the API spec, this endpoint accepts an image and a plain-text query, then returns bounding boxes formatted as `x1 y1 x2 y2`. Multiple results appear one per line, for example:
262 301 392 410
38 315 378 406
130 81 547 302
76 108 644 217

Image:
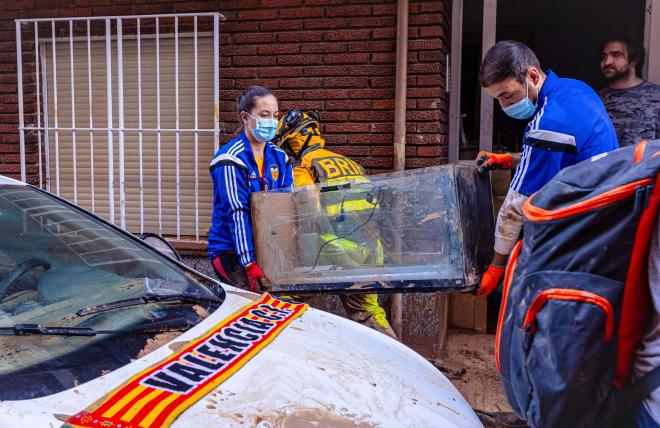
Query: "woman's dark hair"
479 40 542 87
235 85 277 124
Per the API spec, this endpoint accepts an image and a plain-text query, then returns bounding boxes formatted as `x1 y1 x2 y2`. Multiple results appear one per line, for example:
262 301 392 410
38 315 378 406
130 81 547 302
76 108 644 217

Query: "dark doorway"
459 0 647 160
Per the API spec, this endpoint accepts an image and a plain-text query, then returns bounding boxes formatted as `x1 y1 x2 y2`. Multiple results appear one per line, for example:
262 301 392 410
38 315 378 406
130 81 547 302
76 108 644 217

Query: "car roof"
0 175 26 185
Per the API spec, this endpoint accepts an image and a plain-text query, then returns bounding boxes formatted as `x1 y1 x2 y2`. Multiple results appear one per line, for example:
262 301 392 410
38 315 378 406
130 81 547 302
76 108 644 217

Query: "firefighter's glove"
475 262 506 296
476 152 513 173
245 262 265 293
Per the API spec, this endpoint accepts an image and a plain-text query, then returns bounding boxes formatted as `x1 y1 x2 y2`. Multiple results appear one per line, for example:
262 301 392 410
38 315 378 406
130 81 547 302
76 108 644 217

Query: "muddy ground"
433 331 528 428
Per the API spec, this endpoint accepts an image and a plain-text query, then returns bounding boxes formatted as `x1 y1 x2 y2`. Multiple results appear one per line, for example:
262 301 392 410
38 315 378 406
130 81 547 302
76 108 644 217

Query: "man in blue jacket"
475 41 619 295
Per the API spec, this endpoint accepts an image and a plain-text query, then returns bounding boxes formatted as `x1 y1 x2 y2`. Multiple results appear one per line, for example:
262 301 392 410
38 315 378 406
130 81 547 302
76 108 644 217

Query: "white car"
0 175 481 428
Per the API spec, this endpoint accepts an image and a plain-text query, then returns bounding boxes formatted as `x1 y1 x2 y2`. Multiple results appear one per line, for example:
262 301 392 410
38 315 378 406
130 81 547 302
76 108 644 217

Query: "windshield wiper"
0 318 196 337
76 292 222 317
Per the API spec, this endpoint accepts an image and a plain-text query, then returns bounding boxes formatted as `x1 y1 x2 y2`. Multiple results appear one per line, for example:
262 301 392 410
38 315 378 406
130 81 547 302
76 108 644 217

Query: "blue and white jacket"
495 71 618 255
511 70 619 197
208 131 293 265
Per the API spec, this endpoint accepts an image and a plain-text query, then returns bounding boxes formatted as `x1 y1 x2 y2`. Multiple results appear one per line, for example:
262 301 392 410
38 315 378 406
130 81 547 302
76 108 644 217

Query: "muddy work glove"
244 262 265 293
476 152 513 173
475 262 506 296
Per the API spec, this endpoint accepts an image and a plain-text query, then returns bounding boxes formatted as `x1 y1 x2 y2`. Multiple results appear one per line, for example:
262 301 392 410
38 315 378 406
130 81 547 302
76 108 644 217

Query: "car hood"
0 287 481 427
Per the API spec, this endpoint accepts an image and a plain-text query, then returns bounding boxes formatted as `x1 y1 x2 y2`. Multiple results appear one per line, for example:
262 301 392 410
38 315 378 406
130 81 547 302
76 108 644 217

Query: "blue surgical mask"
502 77 537 120
247 113 278 143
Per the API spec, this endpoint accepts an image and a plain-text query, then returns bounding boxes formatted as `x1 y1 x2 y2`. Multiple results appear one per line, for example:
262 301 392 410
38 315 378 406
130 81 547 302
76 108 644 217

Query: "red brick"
257 44 299 55
221 68 259 79
419 2 445 13
349 110 394 121
359 157 392 168
373 3 397 15
222 45 258 56
232 55 277 66
331 145 369 157
406 158 442 169
222 21 255 33
419 26 444 38
280 8 324 19
303 65 349 76
260 20 302 32
263 0 302 6
278 77 323 89
372 99 395 110
300 43 346 54
409 13 443 26
324 123 370 133
325 5 372 17
325 99 370 110
350 134 388 145
372 28 396 39
409 39 443 51
304 89 349 99
349 16 395 28
416 75 443 87
323 30 370 42
418 50 443 62
349 64 395 76
277 31 322 43
279 99 323 110
369 146 394 156
321 134 347 145
349 88 393 99
257 67 302 78
372 52 396 64
303 17 350 30
232 33 276 44
320 111 349 121
369 77 394 88
236 9 279 20
303 0 345 4
323 77 368 88
277 54 323 66
369 123 394 133
323 53 369 64
347 41 395 52
408 87 442 98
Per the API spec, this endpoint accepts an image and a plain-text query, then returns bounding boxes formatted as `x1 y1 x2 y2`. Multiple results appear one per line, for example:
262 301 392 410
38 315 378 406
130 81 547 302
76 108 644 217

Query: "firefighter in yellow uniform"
275 109 396 339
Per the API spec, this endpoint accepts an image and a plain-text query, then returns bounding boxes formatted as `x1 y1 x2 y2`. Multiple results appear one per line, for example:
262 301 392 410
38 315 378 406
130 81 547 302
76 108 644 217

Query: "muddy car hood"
0 287 481 427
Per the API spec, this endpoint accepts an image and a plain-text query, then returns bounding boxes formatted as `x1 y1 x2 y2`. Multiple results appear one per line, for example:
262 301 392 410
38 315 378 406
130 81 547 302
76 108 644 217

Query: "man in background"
599 35 659 147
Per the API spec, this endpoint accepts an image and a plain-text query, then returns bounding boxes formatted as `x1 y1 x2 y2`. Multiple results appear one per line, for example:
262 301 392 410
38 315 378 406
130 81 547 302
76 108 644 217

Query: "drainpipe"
391 0 409 339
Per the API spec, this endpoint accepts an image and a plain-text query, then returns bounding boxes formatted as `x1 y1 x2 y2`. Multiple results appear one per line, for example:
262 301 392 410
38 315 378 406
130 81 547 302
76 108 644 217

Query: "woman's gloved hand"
244 262 265 292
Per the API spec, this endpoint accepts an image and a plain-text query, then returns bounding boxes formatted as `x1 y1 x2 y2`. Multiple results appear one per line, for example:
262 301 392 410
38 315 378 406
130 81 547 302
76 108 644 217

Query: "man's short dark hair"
479 40 542 87
601 35 645 68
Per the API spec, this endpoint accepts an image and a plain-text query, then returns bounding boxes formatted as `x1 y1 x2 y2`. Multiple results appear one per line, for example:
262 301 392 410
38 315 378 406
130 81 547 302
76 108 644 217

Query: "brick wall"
1 0 449 182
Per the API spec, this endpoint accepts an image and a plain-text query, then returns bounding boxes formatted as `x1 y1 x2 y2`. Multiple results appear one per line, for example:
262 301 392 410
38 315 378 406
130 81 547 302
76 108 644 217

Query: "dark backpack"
497 140 660 428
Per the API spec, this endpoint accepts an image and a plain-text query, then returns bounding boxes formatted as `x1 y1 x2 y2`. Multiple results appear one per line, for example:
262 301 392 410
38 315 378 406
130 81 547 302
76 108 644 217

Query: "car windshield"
0 183 223 400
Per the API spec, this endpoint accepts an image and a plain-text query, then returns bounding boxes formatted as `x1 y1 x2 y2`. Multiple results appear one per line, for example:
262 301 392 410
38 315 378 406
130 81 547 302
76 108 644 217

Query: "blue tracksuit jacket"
511 71 619 196
208 131 293 266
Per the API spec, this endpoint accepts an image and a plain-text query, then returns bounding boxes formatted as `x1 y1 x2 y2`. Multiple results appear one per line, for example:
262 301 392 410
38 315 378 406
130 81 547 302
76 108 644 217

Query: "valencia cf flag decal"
63 294 307 428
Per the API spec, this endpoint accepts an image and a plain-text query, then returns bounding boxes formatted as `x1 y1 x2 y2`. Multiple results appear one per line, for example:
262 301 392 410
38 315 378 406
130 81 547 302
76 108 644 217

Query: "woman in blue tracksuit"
208 86 292 291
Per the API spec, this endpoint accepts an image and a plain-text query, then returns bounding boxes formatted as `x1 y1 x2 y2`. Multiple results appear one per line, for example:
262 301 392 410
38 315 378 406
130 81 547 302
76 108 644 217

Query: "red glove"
475 262 506 296
476 152 514 173
245 262 265 292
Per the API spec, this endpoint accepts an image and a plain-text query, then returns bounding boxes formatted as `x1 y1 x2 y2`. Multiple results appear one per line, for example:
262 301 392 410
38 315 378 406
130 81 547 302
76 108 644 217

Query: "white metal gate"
15 12 223 240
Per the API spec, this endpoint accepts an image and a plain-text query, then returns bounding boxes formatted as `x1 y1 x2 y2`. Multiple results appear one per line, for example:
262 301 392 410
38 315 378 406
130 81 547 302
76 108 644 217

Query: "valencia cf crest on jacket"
270 164 279 181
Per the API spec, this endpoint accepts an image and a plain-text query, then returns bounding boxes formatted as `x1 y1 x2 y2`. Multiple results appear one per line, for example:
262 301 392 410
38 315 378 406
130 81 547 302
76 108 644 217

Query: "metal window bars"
15 13 223 240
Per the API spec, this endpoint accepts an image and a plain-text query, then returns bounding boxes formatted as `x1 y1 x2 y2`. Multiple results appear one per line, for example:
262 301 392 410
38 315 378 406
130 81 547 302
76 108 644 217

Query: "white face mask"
247 113 278 143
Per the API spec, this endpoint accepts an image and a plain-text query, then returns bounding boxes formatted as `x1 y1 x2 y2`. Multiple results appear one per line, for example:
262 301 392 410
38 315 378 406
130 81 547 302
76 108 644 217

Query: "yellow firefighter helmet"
275 109 325 160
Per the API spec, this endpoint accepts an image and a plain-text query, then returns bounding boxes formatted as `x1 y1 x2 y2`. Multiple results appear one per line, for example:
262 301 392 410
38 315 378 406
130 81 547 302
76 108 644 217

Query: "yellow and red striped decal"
63 293 307 428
